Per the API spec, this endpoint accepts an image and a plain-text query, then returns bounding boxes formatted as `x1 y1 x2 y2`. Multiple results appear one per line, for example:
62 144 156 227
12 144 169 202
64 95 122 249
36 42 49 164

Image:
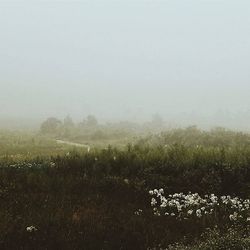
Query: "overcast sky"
0 0 250 124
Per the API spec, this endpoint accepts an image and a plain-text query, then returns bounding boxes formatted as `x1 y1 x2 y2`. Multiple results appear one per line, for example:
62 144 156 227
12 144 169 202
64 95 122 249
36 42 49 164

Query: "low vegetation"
1 127 250 249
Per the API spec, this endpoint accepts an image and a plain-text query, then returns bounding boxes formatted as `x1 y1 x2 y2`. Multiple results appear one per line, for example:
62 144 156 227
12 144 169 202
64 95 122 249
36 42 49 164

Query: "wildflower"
124 179 129 184
50 162 56 168
229 212 238 221
148 189 250 222
153 189 158 195
196 209 202 218
26 226 38 232
177 205 182 212
160 202 167 208
159 188 164 194
232 199 237 205
151 198 157 206
210 194 218 204
134 209 142 216
149 190 154 195
154 211 161 216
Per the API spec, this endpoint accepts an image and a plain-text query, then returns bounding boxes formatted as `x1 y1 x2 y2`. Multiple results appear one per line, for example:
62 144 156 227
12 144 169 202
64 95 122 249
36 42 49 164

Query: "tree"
40 117 62 134
80 115 98 127
63 115 74 128
86 115 98 127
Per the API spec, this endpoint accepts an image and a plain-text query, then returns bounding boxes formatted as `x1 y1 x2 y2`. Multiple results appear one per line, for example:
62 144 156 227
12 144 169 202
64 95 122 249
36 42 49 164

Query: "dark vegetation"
1 127 250 249
39 115 165 147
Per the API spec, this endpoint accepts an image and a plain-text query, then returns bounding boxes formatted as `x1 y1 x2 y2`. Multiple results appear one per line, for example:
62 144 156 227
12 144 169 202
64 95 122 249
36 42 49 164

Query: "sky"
0 0 250 127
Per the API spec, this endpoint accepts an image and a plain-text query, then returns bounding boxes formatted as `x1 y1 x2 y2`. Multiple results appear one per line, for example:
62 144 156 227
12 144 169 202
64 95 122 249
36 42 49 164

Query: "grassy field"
1 127 250 249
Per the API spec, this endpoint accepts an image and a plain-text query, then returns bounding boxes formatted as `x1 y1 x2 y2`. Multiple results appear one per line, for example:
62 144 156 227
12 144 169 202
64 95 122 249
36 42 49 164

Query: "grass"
1 127 250 249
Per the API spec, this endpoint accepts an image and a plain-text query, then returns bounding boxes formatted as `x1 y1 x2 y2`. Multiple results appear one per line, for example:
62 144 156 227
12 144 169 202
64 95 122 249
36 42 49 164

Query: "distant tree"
80 115 98 127
40 117 62 134
86 115 98 127
63 115 74 128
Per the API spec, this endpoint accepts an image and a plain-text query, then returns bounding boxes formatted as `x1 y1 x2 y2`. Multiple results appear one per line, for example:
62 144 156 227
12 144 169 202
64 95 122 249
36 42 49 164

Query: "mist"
1 0 250 129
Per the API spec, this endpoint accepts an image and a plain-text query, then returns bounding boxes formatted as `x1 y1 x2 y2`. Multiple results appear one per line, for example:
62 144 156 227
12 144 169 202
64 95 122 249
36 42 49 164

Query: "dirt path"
56 139 90 149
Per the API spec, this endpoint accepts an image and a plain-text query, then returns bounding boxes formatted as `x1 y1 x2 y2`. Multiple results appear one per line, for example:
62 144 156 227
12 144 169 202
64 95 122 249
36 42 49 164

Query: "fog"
1 0 250 129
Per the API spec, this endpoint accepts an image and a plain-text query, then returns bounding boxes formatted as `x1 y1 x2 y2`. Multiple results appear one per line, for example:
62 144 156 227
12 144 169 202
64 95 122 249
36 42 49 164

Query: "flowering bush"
149 189 250 223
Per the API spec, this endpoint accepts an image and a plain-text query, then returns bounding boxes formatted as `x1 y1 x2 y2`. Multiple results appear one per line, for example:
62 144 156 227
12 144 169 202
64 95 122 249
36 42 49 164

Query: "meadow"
1 127 250 249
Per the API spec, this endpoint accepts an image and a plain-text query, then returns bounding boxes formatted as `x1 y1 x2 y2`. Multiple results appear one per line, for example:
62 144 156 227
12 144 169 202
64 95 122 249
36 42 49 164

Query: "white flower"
148 189 250 222
154 211 161 216
159 188 164 194
221 196 226 199
134 209 142 216
149 190 154 195
196 209 202 218
26 226 38 232
177 205 182 212
124 179 129 184
229 212 238 221
160 202 167 208
50 162 56 168
151 198 157 206
153 189 158 195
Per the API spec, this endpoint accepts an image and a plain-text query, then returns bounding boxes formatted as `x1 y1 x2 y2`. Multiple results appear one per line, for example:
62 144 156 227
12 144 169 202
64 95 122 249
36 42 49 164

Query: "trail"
56 139 90 149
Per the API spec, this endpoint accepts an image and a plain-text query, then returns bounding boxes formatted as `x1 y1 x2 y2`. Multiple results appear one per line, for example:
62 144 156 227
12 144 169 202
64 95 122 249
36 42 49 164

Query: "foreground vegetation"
1 127 250 249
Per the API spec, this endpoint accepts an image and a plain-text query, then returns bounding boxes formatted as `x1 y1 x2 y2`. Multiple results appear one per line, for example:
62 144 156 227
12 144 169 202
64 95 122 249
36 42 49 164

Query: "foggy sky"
1 0 250 126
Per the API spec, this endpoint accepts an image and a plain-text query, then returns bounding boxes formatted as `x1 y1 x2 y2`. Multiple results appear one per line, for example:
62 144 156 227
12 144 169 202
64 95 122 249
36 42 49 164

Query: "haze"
1 0 250 129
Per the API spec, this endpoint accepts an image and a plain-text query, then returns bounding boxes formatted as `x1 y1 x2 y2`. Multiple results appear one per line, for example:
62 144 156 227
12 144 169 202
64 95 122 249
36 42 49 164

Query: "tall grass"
1 128 250 249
